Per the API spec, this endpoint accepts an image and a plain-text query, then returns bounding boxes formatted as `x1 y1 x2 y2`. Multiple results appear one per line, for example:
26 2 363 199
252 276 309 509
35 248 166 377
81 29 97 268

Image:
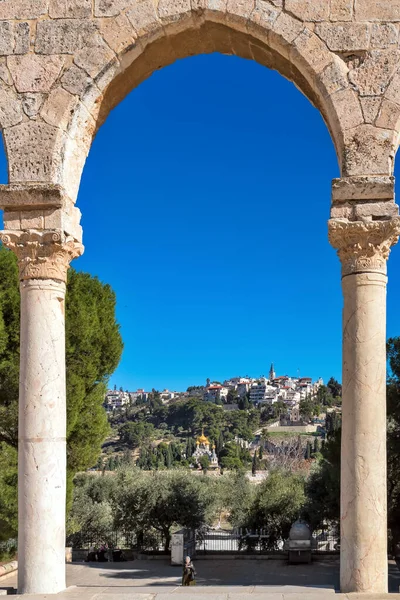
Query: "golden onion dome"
197 429 209 444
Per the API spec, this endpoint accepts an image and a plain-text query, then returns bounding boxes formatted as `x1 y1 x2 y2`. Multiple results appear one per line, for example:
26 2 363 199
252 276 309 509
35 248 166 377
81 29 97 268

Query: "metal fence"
67 528 339 556
195 529 339 555
196 529 281 555
66 529 167 553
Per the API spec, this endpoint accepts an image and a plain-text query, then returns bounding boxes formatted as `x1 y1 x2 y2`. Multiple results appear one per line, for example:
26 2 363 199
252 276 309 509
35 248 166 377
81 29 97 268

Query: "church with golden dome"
192 429 219 469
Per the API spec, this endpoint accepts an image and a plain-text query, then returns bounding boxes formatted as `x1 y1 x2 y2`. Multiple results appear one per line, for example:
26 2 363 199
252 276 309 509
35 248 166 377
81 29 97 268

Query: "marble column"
0 229 83 595
329 217 400 594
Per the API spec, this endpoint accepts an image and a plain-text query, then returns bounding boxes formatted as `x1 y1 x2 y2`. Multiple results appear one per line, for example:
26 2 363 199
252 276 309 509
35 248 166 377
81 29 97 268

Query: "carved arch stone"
1 0 396 203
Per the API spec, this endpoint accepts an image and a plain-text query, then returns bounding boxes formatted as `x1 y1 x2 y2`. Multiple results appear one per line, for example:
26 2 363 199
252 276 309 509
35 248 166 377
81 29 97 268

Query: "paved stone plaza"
2 559 400 598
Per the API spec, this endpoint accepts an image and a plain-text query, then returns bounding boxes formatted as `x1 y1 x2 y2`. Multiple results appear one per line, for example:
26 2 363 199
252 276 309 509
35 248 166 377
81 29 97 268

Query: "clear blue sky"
1 53 400 392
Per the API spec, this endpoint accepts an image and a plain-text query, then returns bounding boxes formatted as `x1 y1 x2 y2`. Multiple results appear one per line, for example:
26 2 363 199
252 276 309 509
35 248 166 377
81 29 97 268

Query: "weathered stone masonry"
0 0 400 594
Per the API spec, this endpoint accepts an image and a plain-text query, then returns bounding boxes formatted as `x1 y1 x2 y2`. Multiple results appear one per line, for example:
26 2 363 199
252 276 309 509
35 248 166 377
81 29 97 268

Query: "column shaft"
18 279 67 595
340 271 387 593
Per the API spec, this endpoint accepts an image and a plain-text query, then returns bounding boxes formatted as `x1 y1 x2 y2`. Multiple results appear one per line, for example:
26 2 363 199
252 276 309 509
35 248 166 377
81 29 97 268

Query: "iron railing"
67 528 339 555
66 529 167 552
195 529 339 555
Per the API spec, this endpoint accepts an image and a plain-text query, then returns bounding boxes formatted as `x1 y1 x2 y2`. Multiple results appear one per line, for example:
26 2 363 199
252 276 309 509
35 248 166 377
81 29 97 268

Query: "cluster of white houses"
104 388 176 411
204 365 323 422
105 365 323 421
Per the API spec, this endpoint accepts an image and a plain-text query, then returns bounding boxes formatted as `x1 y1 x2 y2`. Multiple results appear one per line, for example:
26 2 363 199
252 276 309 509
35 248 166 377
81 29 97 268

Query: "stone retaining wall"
0 560 17 580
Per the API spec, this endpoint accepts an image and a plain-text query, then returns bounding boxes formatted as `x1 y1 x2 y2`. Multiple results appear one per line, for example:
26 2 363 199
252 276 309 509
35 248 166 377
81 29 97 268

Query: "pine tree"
0 247 123 526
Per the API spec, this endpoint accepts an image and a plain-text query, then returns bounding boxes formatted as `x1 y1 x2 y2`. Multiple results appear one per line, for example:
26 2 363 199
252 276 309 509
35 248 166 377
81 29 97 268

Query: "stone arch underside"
1 0 400 204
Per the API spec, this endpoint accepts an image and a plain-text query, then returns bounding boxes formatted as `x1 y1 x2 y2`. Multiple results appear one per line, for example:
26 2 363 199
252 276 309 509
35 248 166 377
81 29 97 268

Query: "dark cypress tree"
216 431 224 456
252 452 257 475
165 444 173 468
305 441 312 460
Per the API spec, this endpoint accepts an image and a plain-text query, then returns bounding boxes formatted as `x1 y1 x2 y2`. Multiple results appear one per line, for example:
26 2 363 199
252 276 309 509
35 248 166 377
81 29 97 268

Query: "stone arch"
0 1 360 201
2 2 400 596
60 9 354 200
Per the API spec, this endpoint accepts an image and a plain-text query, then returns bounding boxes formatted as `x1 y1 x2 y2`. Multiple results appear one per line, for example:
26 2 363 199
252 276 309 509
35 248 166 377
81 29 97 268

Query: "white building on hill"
204 384 229 403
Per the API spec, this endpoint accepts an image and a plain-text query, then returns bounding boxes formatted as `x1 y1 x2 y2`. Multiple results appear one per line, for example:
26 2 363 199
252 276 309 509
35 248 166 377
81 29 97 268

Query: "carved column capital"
328 217 400 277
0 230 84 283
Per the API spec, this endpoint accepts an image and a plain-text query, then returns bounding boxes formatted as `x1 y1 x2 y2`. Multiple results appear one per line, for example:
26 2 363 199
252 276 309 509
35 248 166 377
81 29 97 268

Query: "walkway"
1 559 400 598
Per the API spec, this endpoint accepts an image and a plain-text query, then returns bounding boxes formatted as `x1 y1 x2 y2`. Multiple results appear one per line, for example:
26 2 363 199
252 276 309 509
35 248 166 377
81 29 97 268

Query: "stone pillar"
0 187 83 595
329 215 400 594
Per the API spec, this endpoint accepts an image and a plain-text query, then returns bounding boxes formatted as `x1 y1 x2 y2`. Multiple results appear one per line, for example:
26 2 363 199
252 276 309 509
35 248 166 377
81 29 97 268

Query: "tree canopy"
0 246 123 532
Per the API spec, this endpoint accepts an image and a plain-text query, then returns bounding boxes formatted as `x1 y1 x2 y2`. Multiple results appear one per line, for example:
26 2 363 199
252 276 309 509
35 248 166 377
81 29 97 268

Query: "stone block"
7 54 64 93
0 61 12 85
157 0 192 23
385 71 400 105
330 0 353 21
342 125 394 176
268 12 304 59
22 93 46 118
0 85 23 128
354 201 399 219
94 0 134 17
74 33 116 79
79 82 103 118
43 203 82 238
376 98 400 131
0 21 30 55
355 0 400 21
126 1 161 37
370 23 399 49
99 13 136 54
285 0 329 21
36 19 97 54
61 64 93 97
3 211 21 230
3 204 82 239
330 203 353 219
41 87 77 130
360 97 381 124
199 0 227 22
20 210 45 229
291 29 332 77
0 22 16 55
0 184 70 209
202 0 227 15
332 176 395 202
319 57 348 96
331 88 364 131
225 0 253 26
93 61 117 92
64 101 95 157
349 50 400 96
49 0 92 18
15 22 30 54
0 0 48 19
315 22 369 52
248 1 280 38
4 122 65 184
